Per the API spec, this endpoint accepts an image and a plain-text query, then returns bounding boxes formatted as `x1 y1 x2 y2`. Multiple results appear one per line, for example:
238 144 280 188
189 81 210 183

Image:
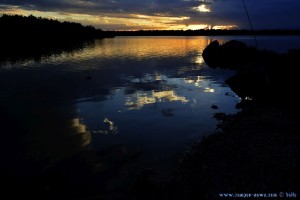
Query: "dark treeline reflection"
0 14 114 63
1 39 97 64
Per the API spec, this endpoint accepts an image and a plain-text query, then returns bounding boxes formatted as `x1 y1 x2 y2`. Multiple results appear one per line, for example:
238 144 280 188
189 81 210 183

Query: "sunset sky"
1 0 300 31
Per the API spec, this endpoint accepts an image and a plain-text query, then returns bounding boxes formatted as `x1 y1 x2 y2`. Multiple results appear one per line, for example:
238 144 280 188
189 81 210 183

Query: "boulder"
202 40 255 69
202 40 220 68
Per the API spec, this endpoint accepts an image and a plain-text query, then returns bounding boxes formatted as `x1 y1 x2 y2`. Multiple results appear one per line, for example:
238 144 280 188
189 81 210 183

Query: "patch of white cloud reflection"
91 117 118 135
72 118 91 146
126 90 188 110
204 87 215 93
183 76 204 87
245 96 253 101
103 118 114 131
154 74 162 81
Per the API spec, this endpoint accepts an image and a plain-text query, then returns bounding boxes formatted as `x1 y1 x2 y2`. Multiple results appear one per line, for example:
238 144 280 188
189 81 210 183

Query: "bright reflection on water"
0 36 239 180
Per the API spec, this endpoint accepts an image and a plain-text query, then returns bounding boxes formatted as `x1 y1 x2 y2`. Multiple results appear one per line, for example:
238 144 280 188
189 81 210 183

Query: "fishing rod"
242 0 259 49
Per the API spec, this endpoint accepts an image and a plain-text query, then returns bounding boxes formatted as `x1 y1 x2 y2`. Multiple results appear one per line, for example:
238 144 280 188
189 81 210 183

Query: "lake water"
1 36 299 195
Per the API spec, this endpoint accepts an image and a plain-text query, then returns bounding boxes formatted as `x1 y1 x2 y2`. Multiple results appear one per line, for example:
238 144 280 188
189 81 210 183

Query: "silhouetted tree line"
113 29 300 36
0 14 114 43
0 14 114 63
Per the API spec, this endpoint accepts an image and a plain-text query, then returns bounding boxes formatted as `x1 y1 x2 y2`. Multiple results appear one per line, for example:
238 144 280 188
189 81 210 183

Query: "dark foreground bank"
173 101 300 199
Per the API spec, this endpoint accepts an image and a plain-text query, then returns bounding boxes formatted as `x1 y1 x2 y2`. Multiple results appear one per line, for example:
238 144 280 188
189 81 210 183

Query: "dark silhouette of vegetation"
114 29 300 36
1 14 114 41
0 14 114 62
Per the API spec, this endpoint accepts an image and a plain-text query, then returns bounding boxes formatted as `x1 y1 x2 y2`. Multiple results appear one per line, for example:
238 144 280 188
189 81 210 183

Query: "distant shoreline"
109 29 300 37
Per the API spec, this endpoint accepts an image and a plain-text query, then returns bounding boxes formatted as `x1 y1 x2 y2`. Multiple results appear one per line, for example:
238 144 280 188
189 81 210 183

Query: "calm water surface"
1 36 298 185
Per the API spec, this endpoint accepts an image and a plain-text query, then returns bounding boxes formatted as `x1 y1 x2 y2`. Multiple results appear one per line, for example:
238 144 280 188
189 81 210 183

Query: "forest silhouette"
0 14 114 62
1 14 113 41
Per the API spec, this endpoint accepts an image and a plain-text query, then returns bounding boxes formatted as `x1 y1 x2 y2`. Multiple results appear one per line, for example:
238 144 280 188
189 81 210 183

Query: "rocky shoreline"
168 40 300 199
172 101 300 199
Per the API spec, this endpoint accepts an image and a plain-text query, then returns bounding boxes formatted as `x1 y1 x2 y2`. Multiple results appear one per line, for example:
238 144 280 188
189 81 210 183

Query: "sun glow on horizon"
0 6 237 31
187 24 209 30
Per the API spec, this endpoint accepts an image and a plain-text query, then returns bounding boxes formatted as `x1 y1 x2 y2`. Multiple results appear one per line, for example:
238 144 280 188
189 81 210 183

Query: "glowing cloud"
187 24 209 30
213 25 238 29
193 4 211 12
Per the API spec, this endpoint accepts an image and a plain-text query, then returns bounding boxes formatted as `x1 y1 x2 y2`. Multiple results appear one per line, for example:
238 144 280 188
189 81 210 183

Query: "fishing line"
242 0 259 49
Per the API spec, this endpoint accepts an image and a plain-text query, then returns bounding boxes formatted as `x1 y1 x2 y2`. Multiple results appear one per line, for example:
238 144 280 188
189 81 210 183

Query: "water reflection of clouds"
91 117 119 135
72 118 91 147
126 90 189 110
184 76 204 87
204 88 215 93
183 76 215 93
0 36 242 184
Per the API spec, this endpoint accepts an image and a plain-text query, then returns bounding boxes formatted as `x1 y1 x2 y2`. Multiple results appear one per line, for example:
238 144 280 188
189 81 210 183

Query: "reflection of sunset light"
101 37 211 61
8 35 214 66
194 56 204 64
126 90 188 110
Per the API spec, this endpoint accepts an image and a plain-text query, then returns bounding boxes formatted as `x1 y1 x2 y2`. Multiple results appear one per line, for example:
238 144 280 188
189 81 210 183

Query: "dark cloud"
209 0 300 29
1 0 300 29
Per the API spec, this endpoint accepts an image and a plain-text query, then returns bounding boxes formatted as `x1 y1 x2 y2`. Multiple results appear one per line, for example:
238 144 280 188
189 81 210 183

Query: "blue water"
1 36 298 181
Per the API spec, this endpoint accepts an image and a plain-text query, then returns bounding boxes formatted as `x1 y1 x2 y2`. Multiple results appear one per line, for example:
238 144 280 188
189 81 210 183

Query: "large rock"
202 40 255 69
202 40 220 68
225 70 270 100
